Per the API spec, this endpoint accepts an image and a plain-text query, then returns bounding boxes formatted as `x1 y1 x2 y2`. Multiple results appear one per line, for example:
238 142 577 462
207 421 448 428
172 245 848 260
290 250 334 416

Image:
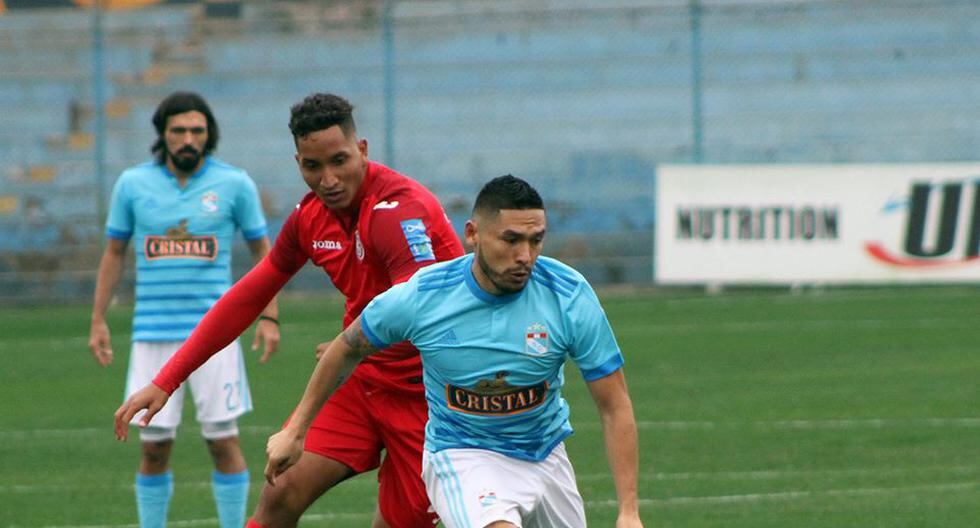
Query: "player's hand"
314 339 333 361
88 320 113 366
264 427 305 486
113 383 170 441
252 318 281 364
615 513 644 528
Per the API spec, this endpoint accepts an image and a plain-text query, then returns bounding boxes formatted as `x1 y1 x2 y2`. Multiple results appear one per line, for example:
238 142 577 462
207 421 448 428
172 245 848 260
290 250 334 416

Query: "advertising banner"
655 164 980 284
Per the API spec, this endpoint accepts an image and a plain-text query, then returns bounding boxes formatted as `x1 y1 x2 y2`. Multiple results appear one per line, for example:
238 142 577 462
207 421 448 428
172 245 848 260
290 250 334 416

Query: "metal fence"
1 0 978 303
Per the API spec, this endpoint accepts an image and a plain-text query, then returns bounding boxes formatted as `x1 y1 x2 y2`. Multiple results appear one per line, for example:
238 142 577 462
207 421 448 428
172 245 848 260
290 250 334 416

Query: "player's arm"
246 236 280 362
113 255 294 440
587 369 644 528
89 238 129 367
264 316 379 485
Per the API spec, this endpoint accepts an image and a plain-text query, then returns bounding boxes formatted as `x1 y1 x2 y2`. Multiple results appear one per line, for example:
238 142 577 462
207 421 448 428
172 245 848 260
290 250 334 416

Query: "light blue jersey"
106 158 267 342
361 254 624 461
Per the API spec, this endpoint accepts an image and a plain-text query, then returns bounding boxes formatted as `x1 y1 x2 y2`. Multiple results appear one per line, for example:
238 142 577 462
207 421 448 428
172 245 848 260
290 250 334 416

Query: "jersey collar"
160 157 211 184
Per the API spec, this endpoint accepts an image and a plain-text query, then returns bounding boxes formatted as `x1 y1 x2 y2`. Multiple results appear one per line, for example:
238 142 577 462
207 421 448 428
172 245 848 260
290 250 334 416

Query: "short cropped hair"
472 175 545 217
151 91 219 163
288 93 357 139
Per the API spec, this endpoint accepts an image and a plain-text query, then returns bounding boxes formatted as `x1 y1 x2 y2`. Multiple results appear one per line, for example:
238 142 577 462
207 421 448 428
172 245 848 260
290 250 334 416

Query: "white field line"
632 316 976 335
3 417 978 441
23 481 979 528
660 287 978 307
5 465 978 495
589 481 980 508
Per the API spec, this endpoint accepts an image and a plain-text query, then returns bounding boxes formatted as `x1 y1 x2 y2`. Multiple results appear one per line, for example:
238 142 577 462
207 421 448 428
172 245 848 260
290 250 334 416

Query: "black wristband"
258 315 280 326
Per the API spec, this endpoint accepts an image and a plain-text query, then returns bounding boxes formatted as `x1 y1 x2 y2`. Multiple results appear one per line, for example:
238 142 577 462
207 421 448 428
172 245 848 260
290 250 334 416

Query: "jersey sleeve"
368 199 442 284
568 282 625 382
359 280 417 350
105 174 134 241
234 173 268 241
267 207 309 275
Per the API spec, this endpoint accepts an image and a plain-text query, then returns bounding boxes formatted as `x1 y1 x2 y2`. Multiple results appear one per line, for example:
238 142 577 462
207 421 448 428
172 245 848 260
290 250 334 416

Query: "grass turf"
0 286 977 526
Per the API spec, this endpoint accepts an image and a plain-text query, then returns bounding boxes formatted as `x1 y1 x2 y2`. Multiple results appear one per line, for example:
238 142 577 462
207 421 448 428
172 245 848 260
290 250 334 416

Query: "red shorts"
303 373 436 528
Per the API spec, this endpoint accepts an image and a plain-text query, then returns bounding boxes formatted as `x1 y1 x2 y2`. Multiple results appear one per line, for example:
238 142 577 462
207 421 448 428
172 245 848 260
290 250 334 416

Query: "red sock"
245 518 267 528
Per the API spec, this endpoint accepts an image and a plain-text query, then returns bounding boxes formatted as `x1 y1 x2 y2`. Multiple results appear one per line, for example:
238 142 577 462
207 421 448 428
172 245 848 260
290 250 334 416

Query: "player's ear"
357 139 368 158
464 219 478 248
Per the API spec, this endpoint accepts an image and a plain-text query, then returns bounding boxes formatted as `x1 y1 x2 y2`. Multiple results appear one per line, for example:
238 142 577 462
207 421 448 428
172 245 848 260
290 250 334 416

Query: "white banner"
655 163 980 284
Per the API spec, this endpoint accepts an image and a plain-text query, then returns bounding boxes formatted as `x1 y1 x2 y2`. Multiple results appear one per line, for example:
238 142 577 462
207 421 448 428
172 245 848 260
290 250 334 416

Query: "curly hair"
288 93 357 139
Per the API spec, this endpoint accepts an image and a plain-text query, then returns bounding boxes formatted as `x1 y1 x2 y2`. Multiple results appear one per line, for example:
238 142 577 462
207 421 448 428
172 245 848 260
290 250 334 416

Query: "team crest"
355 230 365 261
525 323 549 355
201 191 219 213
478 490 498 508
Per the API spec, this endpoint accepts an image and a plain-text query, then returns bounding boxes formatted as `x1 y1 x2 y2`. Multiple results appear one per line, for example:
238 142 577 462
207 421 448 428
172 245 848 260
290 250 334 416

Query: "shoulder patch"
400 218 435 262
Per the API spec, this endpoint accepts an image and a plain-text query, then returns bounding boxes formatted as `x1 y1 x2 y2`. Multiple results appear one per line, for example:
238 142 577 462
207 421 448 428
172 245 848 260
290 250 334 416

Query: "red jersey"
268 161 463 392
153 162 463 396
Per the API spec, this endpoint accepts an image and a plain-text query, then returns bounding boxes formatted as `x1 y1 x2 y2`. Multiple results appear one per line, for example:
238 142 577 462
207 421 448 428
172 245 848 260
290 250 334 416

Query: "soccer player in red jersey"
115 93 464 528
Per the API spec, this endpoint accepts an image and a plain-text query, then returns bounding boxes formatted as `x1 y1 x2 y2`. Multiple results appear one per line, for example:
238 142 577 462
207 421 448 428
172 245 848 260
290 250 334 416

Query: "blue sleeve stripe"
360 314 389 350
137 263 223 272
418 273 465 292
531 272 574 298
546 262 579 290
134 309 210 317
137 279 228 286
106 228 132 240
540 258 579 286
133 322 200 332
242 226 267 241
581 354 625 382
136 294 223 302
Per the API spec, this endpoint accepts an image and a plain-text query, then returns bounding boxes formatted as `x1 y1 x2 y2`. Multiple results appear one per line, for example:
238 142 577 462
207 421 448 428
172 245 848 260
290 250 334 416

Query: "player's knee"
140 432 174 472
201 419 239 441
256 481 306 522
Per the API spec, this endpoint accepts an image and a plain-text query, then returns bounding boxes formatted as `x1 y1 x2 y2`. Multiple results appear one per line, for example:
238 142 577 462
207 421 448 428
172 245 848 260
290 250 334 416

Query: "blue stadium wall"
0 0 978 302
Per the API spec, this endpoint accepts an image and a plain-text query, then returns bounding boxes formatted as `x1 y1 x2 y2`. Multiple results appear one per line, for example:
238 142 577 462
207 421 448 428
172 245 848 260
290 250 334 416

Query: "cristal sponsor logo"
312 240 343 250
675 205 840 241
446 371 548 416
144 219 217 261
865 178 980 268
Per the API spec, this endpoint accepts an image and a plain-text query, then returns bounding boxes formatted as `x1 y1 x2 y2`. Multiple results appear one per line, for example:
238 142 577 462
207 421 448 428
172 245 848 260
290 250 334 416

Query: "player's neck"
470 261 504 296
166 159 204 188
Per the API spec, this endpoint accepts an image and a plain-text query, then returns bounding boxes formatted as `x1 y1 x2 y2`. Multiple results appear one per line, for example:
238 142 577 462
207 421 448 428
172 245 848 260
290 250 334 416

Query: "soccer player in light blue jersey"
265 175 643 527
89 92 280 528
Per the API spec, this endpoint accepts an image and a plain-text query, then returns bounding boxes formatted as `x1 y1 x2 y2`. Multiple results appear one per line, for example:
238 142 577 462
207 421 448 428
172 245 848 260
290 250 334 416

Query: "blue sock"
135 472 173 528
212 469 250 528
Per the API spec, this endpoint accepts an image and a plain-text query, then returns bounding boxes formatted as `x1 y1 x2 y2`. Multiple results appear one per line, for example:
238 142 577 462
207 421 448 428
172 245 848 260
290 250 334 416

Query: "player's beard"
168 146 203 173
475 250 531 295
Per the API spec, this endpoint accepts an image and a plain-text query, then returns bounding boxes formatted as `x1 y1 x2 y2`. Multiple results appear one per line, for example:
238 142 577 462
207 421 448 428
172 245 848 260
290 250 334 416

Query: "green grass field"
1 287 978 527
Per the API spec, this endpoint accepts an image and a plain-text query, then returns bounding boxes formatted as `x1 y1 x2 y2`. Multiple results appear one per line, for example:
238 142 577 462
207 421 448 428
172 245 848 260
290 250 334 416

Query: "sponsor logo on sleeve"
400 218 436 262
